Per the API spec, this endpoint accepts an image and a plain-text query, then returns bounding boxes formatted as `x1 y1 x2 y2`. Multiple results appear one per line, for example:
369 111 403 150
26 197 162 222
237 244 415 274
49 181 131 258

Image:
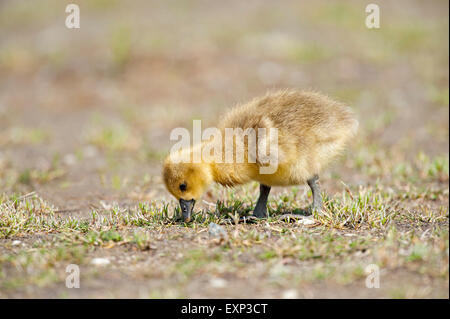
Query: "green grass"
0 188 447 297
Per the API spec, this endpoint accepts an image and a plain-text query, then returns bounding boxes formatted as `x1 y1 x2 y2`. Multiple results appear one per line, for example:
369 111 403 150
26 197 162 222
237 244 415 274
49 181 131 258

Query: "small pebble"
208 223 227 239
83 145 98 158
90 258 110 266
282 289 298 299
298 218 315 225
12 240 22 246
63 154 77 166
209 278 227 288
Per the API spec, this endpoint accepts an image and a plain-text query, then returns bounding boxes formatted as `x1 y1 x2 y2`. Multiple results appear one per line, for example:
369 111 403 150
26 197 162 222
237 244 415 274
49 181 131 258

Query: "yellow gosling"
163 89 359 221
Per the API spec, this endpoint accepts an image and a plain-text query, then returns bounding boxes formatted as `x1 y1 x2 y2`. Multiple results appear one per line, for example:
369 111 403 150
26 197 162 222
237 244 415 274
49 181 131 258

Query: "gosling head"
162 151 213 222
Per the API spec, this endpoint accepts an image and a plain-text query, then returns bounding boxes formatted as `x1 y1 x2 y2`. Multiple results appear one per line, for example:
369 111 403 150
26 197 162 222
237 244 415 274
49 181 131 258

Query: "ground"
0 0 448 298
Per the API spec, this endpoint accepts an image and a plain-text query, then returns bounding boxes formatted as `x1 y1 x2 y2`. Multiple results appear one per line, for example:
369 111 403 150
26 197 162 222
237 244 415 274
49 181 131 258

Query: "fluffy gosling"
163 89 358 222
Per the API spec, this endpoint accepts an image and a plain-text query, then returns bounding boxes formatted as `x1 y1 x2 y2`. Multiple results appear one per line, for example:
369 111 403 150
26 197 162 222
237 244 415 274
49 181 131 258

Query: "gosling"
163 89 358 222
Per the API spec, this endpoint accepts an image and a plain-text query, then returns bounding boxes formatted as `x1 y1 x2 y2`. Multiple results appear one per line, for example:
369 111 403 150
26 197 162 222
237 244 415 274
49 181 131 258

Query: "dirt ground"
0 0 448 298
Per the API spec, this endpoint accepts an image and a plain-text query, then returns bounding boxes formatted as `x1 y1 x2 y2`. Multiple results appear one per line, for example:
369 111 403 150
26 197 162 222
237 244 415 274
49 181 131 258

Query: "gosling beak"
179 198 195 222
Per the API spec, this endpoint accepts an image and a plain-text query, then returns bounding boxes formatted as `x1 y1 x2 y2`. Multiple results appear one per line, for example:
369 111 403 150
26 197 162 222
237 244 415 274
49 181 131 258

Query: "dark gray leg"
253 184 271 218
307 174 322 213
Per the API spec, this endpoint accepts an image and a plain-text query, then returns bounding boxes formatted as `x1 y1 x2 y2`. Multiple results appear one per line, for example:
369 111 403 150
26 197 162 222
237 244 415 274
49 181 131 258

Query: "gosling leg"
253 184 271 218
307 174 322 213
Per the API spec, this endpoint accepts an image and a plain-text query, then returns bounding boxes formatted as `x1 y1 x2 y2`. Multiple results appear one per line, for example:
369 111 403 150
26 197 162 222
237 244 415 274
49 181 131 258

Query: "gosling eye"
179 183 187 192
